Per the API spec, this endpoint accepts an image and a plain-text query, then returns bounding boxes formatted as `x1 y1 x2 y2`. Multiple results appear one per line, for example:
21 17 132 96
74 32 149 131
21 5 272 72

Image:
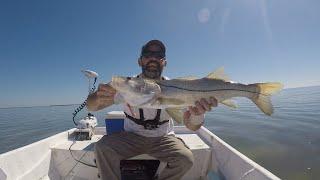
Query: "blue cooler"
105 111 125 135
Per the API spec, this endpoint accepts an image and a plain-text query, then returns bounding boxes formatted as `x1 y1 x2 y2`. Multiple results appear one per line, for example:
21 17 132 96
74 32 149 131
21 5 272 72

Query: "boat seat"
126 133 212 179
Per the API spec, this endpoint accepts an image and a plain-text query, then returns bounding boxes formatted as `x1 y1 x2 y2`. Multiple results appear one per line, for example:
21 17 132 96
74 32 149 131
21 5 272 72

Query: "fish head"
111 76 161 106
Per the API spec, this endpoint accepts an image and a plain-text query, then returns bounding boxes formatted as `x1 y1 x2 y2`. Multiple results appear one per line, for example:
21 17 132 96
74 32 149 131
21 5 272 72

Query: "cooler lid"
106 111 125 119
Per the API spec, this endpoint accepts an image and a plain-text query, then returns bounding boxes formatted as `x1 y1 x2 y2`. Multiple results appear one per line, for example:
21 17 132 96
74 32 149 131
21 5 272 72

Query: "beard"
141 60 163 79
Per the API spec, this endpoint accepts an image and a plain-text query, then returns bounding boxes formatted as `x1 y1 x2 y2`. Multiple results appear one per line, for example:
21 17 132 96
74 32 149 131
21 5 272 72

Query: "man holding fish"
87 40 217 180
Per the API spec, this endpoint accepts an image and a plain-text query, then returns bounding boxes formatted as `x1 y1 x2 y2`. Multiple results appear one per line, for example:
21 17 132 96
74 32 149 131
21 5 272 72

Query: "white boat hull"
0 112 280 180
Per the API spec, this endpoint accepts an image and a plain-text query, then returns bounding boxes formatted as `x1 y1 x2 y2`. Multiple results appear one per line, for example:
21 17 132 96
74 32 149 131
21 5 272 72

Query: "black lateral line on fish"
157 83 268 96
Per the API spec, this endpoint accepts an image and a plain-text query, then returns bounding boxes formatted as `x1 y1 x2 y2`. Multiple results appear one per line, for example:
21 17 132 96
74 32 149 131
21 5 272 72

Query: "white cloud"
198 8 211 23
220 7 231 34
260 0 273 42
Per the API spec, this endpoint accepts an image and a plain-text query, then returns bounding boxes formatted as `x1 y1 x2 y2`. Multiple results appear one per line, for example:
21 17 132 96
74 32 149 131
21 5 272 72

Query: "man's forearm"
86 93 100 111
185 122 203 131
87 83 116 111
86 93 112 111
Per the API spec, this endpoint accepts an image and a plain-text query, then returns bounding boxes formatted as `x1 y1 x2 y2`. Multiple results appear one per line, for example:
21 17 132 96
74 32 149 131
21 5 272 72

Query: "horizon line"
0 85 319 109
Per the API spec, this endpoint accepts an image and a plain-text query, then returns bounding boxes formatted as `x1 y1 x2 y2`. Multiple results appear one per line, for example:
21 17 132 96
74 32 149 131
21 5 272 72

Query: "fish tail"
249 82 283 115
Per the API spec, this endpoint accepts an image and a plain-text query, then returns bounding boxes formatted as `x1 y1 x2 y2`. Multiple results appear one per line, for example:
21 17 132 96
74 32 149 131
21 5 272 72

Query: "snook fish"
110 68 283 123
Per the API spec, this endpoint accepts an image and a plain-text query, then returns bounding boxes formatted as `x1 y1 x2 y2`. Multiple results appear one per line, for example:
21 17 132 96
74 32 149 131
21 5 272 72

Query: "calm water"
0 86 319 180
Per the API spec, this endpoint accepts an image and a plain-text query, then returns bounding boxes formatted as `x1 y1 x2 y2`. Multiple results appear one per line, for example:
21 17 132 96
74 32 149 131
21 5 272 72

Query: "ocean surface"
0 86 319 180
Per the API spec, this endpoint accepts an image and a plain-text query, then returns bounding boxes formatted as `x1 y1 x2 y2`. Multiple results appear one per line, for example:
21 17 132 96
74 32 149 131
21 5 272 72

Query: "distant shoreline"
0 104 80 109
49 104 78 107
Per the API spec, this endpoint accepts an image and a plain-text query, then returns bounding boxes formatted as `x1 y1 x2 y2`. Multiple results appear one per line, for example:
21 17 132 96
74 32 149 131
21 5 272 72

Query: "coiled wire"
69 77 98 169
72 77 97 126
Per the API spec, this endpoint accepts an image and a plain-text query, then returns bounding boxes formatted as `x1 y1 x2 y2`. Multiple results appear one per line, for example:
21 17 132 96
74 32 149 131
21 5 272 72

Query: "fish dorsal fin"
173 76 198 80
206 67 230 81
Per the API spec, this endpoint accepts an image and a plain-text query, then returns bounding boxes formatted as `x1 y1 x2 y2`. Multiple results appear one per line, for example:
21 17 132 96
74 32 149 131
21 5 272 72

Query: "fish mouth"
110 76 125 90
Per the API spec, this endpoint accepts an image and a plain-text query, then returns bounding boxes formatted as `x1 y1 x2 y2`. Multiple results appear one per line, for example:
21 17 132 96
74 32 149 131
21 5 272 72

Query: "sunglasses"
141 51 165 59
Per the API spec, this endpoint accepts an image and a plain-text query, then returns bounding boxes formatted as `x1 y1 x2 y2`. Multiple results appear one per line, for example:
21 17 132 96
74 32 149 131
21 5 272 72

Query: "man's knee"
174 150 194 170
94 137 115 155
94 138 105 153
181 151 194 169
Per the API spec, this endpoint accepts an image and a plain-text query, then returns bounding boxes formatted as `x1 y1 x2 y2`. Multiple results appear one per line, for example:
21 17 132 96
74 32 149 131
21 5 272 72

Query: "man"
86 40 217 180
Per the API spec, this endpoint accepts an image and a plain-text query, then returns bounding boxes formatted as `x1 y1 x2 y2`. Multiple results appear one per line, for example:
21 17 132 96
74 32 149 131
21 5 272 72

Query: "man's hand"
183 97 218 131
86 83 117 111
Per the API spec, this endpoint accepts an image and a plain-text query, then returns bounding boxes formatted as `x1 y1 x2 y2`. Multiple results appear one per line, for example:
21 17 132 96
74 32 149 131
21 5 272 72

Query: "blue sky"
0 0 319 108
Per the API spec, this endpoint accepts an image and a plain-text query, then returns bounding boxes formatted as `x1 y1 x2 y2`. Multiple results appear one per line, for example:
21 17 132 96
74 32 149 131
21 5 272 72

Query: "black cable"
72 77 98 126
68 137 97 168
69 77 98 168
72 101 87 126
92 77 97 94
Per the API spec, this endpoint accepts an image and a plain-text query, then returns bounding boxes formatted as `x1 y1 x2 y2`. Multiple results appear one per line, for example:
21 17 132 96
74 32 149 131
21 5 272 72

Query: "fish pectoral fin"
206 67 230 82
157 97 185 105
166 108 184 124
138 95 158 106
221 99 237 109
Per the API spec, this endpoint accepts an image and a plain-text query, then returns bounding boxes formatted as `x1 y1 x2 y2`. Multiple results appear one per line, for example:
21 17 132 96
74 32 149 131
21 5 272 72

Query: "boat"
0 111 280 180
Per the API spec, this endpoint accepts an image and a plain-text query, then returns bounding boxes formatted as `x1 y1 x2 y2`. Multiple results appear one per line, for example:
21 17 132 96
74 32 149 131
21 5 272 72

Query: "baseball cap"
141 40 166 58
